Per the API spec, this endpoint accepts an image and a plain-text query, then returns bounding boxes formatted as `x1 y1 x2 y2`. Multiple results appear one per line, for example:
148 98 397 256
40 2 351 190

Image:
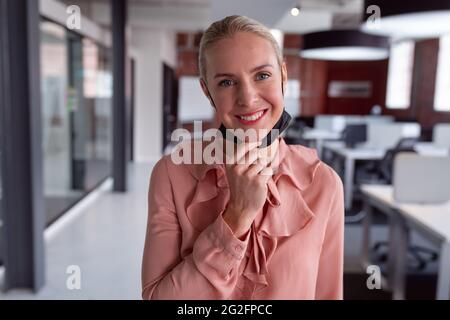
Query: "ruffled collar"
185 138 321 292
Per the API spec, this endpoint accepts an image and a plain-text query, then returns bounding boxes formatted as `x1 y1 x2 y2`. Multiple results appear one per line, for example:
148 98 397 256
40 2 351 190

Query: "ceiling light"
300 29 390 61
361 0 450 38
291 6 300 16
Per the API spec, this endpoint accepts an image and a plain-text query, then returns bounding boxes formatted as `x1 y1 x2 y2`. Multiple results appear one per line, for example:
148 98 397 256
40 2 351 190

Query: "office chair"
356 137 418 184
356 137 439 271
347 138 417 222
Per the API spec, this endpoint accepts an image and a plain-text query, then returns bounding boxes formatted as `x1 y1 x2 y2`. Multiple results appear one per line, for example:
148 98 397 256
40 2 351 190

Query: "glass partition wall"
40 20 112 225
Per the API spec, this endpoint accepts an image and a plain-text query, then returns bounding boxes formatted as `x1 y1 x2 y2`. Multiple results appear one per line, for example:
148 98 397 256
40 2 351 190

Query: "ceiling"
58 0 365 34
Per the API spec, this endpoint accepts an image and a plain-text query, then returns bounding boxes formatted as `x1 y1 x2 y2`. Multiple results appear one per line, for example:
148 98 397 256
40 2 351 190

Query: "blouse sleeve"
314 168 345 300
141 157 250 300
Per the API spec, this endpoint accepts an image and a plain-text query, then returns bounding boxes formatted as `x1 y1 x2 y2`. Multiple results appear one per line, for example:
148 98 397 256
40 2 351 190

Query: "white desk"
302 128 341 158
323 141 449 210
360 184 450 300
323 141 386 210
414 142 450 157
302 128 341 140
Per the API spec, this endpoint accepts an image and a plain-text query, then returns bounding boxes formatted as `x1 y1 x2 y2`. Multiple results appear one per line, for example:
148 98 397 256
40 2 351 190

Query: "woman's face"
200 32 287 135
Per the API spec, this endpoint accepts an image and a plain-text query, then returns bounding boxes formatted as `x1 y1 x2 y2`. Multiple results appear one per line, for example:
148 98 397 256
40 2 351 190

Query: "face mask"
206 79 292 148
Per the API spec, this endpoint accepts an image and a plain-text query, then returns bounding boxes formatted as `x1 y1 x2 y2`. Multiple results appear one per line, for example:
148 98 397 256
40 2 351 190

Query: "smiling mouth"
235 109 268 124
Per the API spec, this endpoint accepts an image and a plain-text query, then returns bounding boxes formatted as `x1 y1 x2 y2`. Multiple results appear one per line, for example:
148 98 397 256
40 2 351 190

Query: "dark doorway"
162 63 178 153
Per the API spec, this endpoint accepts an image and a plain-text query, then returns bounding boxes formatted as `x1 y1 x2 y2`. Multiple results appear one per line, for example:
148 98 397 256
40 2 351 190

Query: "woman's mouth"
235 109 268 125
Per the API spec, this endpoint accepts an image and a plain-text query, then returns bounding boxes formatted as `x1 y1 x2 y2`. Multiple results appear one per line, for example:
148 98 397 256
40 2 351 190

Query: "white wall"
131 28 177 163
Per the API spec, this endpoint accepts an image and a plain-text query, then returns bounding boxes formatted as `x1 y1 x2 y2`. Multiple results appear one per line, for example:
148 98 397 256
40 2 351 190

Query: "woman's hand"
222 141 276 238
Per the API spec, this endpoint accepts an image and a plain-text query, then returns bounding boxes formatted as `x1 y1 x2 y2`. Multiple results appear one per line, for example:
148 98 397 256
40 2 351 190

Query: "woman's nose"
236 81 259 108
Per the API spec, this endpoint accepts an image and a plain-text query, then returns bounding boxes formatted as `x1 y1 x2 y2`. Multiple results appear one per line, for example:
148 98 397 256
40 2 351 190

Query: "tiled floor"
0 162 439 300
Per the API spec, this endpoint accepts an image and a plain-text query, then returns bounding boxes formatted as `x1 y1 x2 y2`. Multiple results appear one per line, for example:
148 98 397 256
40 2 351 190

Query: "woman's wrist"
222 206 252 239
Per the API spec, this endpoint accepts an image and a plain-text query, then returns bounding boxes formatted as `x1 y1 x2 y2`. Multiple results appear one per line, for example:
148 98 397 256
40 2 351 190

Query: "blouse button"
234 245 242 252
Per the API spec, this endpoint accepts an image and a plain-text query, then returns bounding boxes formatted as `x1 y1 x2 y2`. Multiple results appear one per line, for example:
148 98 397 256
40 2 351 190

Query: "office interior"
0 0 450 300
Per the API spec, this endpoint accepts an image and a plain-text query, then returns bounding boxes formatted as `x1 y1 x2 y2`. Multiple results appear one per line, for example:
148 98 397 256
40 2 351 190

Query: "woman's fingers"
228 149 260 175
246 160 266 176
225 142 260 171
233 141 260 164
244 148 260 165
259 166 274 177
225 141 275 181
246 156 274 177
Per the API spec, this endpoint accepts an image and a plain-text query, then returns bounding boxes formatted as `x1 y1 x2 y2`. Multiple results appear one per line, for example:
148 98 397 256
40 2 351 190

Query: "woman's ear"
199 78 215 108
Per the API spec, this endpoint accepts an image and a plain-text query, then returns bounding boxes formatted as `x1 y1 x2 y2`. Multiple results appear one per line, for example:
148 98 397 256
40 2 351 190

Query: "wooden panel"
299 58 388 116
193 32 203 48
177 33 188 47
177 50 199 77
284 55 301 80
326 59 388 115
300 58 328 115
283 33 303 49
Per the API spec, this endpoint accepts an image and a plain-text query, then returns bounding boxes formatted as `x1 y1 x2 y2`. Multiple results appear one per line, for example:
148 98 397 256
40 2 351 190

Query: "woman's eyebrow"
213 63 274 79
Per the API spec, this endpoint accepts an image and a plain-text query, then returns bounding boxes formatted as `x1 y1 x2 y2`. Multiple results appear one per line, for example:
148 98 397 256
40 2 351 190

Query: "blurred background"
0 0 450 300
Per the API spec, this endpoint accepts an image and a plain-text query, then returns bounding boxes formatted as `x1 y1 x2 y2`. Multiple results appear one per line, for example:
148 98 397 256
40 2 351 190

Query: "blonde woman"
142 15 344 300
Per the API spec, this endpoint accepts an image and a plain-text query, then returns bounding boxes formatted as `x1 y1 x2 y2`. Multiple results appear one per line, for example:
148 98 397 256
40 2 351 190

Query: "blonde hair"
198 15 283 83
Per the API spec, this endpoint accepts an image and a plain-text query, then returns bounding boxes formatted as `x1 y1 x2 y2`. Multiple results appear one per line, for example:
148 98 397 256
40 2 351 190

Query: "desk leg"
344 157 354 210
436 242 450 300
390 215 409 300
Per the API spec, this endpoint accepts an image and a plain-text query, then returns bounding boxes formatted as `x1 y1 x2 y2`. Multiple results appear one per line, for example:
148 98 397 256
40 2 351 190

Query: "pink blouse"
141 138 344 300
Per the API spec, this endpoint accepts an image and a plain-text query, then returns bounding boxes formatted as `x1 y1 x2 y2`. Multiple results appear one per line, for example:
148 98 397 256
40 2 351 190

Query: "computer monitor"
342 124 367 148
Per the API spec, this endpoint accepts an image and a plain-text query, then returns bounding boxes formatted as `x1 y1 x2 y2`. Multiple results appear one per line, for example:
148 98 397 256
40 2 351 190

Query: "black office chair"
356 137 438 271
356 137 418 184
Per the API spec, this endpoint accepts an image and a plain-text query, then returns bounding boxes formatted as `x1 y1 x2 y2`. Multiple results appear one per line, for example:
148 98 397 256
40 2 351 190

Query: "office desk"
302 129 341 158
323 141 386 210
414 142 450 157
360 184 450 300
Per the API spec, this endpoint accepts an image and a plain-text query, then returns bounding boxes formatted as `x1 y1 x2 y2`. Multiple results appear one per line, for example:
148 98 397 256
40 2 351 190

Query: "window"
434 34 450 112
284 79 300 117
385 40 415 109
40 20 113 225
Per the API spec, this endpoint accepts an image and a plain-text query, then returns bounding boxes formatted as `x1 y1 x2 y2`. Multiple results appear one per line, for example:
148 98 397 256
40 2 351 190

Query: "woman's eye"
219 79 234 87
256 73 270 81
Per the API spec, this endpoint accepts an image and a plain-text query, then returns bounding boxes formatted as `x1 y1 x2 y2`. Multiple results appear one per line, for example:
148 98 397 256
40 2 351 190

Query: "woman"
141 15 344 300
